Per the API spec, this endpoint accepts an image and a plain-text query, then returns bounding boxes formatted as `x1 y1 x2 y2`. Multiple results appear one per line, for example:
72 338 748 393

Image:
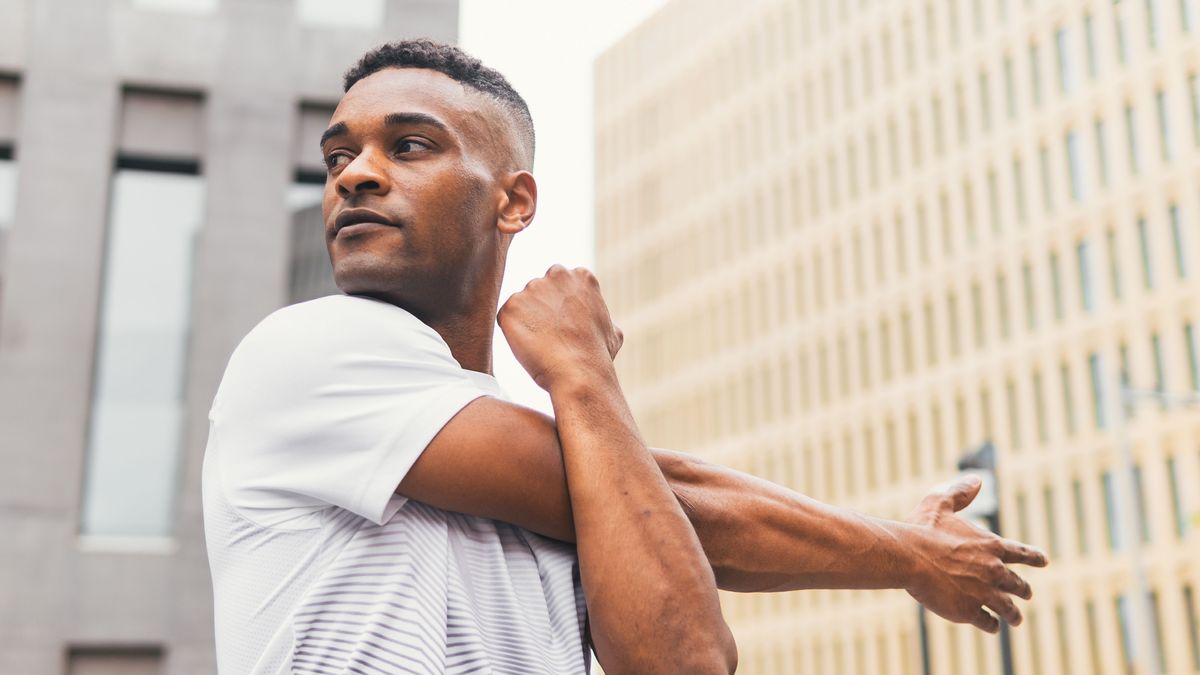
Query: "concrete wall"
0 1 458 672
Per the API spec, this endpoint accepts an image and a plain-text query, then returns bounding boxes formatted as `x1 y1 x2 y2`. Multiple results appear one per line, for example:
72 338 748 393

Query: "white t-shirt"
202 294 589 674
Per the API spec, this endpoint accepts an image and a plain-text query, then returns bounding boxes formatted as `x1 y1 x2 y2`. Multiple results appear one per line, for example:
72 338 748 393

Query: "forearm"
550 369 735 674
654 448 918 593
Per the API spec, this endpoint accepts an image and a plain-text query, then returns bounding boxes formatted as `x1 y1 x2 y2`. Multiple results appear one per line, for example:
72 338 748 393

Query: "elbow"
679 626 738 675
717 626 739 674
606 627 738 675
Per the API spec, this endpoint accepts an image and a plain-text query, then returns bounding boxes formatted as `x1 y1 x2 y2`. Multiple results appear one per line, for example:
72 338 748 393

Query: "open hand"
903 476 1049 633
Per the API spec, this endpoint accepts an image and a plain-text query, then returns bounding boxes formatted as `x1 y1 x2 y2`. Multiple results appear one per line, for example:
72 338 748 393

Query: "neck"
425 304 497 375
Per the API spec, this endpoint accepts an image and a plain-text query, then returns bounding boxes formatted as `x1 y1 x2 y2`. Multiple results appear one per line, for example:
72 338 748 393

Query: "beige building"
594 0 1200 673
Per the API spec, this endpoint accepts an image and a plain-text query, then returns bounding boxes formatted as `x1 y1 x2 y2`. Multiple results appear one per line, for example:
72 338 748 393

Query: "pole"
917 604 932 675
988 512 1014 675
1099 355 1163 675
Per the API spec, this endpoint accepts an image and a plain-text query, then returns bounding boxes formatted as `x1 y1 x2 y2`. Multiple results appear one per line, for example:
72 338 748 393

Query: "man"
203 39 1047 674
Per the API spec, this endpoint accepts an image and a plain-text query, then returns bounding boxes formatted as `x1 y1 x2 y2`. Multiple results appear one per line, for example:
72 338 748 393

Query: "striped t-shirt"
202 294 589 674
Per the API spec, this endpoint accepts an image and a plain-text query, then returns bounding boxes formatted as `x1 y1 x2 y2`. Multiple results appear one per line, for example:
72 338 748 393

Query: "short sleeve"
209 295 492 528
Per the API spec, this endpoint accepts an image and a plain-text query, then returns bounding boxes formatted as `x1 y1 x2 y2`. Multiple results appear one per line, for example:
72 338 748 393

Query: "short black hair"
344 39 535 169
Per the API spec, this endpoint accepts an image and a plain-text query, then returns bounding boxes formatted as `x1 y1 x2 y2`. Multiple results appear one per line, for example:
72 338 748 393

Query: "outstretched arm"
658 449 1045 632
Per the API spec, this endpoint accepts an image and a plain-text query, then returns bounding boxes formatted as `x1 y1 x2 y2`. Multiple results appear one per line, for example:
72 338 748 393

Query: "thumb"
945 475 983 512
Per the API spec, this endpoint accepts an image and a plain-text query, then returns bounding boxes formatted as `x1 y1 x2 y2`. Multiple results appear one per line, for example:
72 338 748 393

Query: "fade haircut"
343 39 535 170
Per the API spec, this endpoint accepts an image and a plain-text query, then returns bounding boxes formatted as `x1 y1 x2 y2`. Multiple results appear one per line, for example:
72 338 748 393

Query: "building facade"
0 1 457 672
595 1 1200 673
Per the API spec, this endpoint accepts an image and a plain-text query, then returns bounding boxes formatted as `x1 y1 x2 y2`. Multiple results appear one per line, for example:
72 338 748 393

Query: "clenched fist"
497 265 623 390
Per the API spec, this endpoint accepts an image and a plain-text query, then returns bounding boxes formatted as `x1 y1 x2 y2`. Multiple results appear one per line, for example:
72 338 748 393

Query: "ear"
496 170 537 235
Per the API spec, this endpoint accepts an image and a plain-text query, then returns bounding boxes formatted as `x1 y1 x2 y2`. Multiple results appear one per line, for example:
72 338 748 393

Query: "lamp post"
955 441 1013 675
1097 353 1165 675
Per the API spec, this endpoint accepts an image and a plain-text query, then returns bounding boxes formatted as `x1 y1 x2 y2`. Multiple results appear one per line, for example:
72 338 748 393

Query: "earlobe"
497 170 537 236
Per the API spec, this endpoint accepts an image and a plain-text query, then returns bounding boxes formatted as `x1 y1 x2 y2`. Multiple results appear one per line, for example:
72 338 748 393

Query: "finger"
985 594 1022 627
998 539 1049 567
970 607 1000 634
995 568 1033 601
947 475 983 512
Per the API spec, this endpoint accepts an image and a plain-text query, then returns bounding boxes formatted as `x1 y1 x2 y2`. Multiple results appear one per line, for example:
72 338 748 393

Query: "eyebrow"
318 112 450 149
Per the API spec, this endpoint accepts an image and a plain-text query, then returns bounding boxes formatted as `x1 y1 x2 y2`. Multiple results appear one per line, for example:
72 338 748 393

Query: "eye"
396 138 433 154
324 152 352 171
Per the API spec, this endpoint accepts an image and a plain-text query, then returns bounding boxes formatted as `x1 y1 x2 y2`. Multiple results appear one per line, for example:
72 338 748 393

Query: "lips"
334 208 400 234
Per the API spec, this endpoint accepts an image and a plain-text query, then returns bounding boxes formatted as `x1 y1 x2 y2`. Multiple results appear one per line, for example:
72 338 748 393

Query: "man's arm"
657 449 1044 632
501 265 736 673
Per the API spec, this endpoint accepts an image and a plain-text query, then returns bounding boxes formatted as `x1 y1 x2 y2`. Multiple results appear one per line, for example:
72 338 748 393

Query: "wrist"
539 354 618 394
880 520 931 591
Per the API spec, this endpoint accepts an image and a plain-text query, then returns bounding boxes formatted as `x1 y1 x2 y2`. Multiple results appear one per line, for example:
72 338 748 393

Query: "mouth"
334 208 401 235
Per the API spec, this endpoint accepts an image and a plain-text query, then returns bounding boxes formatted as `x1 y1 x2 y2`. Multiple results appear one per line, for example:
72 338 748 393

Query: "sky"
459 0 669 412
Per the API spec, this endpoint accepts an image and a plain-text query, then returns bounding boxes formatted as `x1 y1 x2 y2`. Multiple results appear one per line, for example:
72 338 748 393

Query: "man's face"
320 67 504 317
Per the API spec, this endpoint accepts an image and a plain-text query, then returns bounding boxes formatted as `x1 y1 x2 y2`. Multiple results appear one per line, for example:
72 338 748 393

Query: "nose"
334 148 389 198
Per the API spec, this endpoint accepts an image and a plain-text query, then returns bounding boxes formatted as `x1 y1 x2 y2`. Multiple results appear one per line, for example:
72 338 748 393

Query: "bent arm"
399 397 907 590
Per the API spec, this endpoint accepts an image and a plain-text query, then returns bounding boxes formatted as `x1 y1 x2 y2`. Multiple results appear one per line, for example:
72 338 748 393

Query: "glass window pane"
1138 217 1155 289
1152 333 1165 393
1146 0 1162 48
1085 13 1099 77
1072 478 1088 553
1095 117 1110 186
1107 228 1122 300
1029 41 1043 106
297 0 384 28
1085 600 1102 672
1185 322 1199 390
81 170 205 537
1061 361 1076 433
1185 585 1200 671
0 155 15 228
1170 204 1187 278
1156 90 1173 161
1039 144 1054 211
1055 27 1074 94
1115 2 1131 63
1190 74 1200 146
1023 261 1037 329
1066 130 1085 200
997 272 1010 337
1034 370 1048 441
1006 378 1020 447
1043 486 1059 556
1089 353 1105 428
1013 156 1028 223
1125 104 1141 174
1078 239 1095 311
1103 470 1120 549
1116 595 1136 670
1134 463 1151 542
1004 56 1017 118
1051 252 1065 319
132 0 217 13
1167 457 1186 538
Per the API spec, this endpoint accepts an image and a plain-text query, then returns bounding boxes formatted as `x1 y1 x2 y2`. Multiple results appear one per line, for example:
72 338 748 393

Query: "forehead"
332 67 489 131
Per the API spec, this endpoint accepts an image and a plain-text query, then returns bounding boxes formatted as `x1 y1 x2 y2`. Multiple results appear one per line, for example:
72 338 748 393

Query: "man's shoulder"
241 294 438 353
258 293 416 332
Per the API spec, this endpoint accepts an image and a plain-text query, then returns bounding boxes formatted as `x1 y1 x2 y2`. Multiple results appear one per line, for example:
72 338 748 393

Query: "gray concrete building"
0 1 457 672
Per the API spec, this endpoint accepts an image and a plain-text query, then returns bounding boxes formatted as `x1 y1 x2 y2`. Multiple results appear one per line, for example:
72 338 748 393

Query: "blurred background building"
0 0 456 672
596 1 1200 674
